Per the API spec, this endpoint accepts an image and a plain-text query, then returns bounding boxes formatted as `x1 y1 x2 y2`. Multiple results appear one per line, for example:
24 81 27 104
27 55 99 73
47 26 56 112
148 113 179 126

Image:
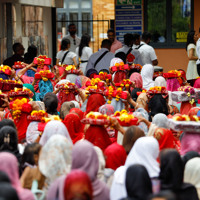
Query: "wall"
155 49 188 72
92 0 115 52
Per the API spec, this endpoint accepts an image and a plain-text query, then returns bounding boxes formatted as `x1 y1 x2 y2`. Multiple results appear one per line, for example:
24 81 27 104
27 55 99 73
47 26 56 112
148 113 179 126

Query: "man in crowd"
63 23 80 53
86 39 114 75
135 31 158 66
115 33 143 66
3 43 24 67
107 29 122 53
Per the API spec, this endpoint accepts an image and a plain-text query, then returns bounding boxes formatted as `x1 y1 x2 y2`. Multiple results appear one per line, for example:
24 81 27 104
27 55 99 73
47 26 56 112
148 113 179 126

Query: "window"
144 0 193 48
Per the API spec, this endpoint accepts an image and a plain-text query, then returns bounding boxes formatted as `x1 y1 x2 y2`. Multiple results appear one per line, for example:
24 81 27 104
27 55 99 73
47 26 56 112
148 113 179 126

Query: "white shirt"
63 35 81 53
136 41 157 65
196 38 200 65
56 50 76 65
75 46 93 75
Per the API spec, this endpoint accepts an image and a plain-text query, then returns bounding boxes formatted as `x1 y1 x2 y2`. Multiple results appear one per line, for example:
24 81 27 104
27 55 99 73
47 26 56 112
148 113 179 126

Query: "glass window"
81 1 91 9
82 13 91 34
145 0 193 47
147 0 166 43
172 0 191 42
69 2 79 9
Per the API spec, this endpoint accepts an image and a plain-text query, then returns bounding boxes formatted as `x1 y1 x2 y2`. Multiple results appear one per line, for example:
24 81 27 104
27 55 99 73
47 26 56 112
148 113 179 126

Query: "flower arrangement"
153 71 163 79
115 79 132 90
178 86 195 104
8 87 34 100
35 70 54 81
0 79 22 91
104 86 128 104
41 115 61 123
126 53 135 63
173 114 200 122
27 110 48 121
65 65 79 75
57 82 79 95
9 98 32 120
113 109 138 126
85 78 105 97
0 65 12 75
163 70 181 79
94 72 112 85
12 61 26 69
111 62 130 72
34 55 51 65
130 63 143 71
147 86 168 99
81 112 111 126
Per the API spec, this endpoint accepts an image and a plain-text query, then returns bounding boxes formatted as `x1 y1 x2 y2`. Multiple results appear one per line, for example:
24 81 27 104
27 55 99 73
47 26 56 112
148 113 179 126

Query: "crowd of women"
0 31 200 200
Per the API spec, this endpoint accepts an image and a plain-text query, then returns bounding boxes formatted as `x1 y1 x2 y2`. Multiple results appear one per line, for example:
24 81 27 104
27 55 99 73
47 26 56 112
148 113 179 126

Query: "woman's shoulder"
187 43 196 49
68 51 76 57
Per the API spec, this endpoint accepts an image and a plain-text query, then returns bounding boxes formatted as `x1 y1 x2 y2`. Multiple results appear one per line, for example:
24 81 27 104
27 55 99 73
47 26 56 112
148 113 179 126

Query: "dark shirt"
3 54 24 67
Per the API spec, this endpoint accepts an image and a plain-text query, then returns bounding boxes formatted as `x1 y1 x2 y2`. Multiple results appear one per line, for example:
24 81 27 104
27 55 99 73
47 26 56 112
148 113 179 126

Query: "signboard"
115 0 143 43
176 32 188 43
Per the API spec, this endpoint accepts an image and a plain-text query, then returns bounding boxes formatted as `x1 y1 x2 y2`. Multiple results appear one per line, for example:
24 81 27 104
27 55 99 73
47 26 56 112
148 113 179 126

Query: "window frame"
144 0 194 49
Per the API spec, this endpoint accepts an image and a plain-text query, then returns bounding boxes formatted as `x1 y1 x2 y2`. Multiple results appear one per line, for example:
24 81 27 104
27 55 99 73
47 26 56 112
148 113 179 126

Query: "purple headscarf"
0 152 35 200
71 140 110 200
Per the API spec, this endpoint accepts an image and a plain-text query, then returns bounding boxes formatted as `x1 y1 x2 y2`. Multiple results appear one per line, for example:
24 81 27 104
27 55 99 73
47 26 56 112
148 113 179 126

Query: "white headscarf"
152 113 169 129
184 157 200 199
26 121 40 143
141 64 155 90
110 58 124 67
39 135 72 187
39 120 72 146
110 137 160 200
154 76 167 87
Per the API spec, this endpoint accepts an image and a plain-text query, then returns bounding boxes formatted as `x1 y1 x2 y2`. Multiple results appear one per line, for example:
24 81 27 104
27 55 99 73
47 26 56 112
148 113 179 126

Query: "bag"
31 180 45 200
61 51 70 65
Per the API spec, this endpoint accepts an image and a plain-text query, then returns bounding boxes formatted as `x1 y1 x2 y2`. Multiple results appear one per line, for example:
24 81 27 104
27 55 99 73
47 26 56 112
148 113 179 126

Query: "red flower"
21 103 32 113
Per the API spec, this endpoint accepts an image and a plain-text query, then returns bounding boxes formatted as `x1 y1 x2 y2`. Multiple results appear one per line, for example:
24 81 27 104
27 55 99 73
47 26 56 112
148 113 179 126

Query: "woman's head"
122 126 145 154
21 143 42 166
79 34 91 57
0 126 18 152
148 94 169 121
61 38 70 50
43 92 58 115
186 30 198 49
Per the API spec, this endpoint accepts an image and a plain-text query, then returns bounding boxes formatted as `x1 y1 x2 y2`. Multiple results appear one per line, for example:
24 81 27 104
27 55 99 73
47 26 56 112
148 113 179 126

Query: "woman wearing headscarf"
184 157 200 199
154 76 167 87
64 169 93 200
69 108 85 120
110 137 160 200
39 135 72 192
39 120 72 146
129 72 143 91
159 149 199 200
0 152 35 200
148 113 179 151
141 64 155 90
23 84 36 101
182 151 200 167
63 113 84 144
86 93 106 114
123 164 152 200
71 140 110 200
85 124 111 151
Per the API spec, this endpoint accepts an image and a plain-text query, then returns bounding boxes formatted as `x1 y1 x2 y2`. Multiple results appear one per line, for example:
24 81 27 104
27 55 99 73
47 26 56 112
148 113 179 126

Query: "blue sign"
115 1 143 39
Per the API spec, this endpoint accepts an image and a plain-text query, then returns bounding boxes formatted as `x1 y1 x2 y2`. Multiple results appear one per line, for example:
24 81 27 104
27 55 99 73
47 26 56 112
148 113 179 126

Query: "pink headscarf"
181 132 200 155
71 140 110 200
130 72 143 90
194 78 200 89
0 152 34 200
98 104 114 116
166 78 180 92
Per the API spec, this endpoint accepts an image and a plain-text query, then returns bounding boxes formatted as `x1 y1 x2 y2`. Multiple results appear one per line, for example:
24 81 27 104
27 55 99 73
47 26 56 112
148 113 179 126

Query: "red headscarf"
63 113 84 144
194 78 200 88
180 101 197 115
113 71 127 84
86 94 106 114
70 108 85 120
64 169 93 200
85 125 111 151
104 142 127 170
154 128 180 151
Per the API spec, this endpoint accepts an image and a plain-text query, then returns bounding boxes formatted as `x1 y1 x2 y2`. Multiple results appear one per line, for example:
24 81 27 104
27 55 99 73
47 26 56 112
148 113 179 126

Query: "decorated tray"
168 115 200 132
27 110 48 121
112 110 138 127
81 112 111 126
12 61 26 69
65 65 79 74
34 55 51 65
